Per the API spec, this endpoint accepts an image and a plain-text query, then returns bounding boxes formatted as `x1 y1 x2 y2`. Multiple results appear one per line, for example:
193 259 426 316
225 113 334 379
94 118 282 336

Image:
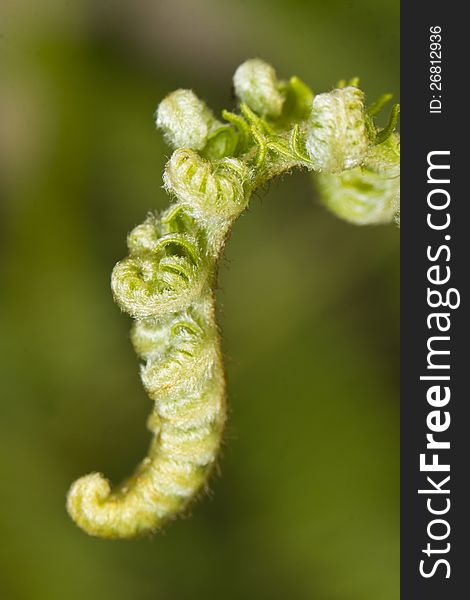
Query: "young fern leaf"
67 59 400 539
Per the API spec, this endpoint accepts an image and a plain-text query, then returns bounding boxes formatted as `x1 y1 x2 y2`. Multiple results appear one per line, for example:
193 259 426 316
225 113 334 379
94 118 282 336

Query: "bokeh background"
0 1 399 599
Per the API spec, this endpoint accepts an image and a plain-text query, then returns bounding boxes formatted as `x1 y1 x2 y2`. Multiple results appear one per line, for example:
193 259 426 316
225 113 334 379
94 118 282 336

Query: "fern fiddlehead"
67 59 400 539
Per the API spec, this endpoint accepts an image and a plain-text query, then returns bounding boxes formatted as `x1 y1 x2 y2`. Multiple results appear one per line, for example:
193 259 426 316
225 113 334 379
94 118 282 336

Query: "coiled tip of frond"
67 473 115 538
67 472 163 539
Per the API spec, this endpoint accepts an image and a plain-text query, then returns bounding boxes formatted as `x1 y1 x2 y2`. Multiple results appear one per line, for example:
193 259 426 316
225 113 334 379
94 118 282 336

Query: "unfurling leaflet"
67 59 400 539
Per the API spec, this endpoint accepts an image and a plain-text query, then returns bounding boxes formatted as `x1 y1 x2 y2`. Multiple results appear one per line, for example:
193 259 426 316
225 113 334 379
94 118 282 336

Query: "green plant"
67 59 400 539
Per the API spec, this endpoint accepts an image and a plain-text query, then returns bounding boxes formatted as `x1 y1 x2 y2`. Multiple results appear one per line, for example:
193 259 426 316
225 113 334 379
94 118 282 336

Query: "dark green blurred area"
0 1 399 599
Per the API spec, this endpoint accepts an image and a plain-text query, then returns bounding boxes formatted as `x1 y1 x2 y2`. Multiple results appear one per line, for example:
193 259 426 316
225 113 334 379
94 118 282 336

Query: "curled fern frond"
67 58 400 539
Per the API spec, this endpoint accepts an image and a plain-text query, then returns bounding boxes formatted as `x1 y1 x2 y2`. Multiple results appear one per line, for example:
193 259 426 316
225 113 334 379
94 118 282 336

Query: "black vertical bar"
401 2 468 598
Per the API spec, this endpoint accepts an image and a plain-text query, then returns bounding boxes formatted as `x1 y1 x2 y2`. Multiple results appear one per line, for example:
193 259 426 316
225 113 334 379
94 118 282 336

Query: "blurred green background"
0 1 399 599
